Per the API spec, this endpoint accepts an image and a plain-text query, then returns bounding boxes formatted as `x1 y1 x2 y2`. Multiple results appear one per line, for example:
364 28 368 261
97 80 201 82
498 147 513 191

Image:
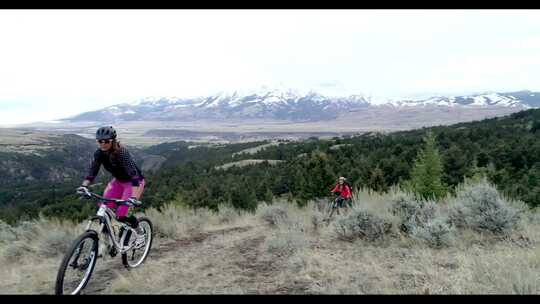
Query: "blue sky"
1 9 540 125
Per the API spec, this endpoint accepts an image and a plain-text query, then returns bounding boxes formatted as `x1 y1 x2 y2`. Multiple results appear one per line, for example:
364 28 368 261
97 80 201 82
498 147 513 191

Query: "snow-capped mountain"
65 88 371 122
388 91 540 108
63 89 540 123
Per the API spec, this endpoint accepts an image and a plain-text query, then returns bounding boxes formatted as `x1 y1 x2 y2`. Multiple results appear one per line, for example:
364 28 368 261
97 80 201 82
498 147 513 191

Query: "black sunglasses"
97 139 112 144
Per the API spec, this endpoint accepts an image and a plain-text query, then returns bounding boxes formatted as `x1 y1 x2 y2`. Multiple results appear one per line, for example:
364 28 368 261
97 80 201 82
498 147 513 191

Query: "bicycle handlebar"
78 190 141 207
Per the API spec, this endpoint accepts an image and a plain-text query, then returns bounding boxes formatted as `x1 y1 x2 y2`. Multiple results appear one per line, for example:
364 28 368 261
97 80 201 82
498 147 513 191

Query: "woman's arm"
84 150 102 186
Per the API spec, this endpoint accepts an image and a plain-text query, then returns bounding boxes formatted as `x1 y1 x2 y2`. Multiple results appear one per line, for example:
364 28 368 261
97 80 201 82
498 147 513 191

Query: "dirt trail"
82 225 255 294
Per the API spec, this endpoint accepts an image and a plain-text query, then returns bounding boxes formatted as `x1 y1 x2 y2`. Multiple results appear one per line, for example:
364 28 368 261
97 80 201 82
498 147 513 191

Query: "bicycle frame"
82 193 141 255
56 190 150 295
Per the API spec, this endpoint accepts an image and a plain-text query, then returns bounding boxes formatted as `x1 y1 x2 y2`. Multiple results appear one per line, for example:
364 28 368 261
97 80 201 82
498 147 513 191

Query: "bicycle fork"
68 240 94 270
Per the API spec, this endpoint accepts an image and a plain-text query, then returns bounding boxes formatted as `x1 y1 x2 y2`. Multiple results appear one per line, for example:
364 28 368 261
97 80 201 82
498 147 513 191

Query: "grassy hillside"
4 107 540 225
1 180 539 294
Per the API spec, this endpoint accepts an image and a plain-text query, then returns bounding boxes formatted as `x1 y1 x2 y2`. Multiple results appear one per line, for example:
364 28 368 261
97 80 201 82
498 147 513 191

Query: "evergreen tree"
263 186 274 204
230 185 257 212
368 166 388 193
305 151 335 199
193 183 214 210
406 131 447 201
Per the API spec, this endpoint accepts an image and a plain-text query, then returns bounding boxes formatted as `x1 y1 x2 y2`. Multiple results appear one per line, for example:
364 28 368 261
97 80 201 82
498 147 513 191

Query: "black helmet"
96 126 117 140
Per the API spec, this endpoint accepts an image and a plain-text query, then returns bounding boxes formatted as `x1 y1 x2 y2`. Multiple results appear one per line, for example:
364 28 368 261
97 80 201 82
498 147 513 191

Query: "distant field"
329 144 353 150
215 159 284 170
0 129 65 154
7 105 523 146
232 141 281 156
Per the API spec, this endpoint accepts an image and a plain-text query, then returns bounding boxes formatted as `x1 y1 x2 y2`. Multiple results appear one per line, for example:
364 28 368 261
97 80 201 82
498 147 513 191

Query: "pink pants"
101 178 145 217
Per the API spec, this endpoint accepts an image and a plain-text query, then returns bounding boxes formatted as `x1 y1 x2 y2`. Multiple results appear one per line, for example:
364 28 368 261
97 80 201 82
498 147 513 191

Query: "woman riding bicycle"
330 176 352 208
77 126 145 233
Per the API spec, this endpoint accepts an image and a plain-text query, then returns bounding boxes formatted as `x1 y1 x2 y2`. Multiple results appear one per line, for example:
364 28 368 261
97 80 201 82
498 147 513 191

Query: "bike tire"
121 217 153 269
55 230 99 295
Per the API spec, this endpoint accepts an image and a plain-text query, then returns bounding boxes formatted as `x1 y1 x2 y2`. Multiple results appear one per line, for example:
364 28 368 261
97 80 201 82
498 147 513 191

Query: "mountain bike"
54 189 153 295
323 194 352 224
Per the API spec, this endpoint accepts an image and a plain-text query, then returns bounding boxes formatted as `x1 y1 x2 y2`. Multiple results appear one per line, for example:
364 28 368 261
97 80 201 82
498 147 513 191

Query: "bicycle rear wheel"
122 217 153 269
55 231 98 295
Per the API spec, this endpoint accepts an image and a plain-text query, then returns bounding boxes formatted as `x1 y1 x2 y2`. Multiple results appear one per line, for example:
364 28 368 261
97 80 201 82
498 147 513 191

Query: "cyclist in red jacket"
330 176 353 208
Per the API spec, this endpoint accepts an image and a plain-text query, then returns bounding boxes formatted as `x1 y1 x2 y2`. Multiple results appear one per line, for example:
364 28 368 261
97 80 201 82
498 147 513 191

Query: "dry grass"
1 183 539 294
0 216 83 294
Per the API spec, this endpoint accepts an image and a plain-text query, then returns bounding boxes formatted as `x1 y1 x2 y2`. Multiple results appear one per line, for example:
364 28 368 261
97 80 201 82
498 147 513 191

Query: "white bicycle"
55 190 153 295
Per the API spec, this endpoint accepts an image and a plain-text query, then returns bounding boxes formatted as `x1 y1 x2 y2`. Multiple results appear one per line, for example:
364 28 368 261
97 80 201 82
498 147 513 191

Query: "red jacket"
331 183 351 199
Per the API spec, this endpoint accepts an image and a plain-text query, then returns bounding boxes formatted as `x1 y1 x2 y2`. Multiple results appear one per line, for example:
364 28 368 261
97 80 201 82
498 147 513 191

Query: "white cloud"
399 53 540 96
1 9 540 123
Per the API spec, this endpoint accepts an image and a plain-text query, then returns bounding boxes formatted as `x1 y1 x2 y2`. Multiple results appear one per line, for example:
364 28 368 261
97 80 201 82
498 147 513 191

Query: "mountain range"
63 89 540 123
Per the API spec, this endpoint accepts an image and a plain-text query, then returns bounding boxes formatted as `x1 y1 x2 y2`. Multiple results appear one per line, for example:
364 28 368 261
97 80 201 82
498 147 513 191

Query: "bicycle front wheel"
55 231 99 295
324 201 336 223
122 217 153 269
